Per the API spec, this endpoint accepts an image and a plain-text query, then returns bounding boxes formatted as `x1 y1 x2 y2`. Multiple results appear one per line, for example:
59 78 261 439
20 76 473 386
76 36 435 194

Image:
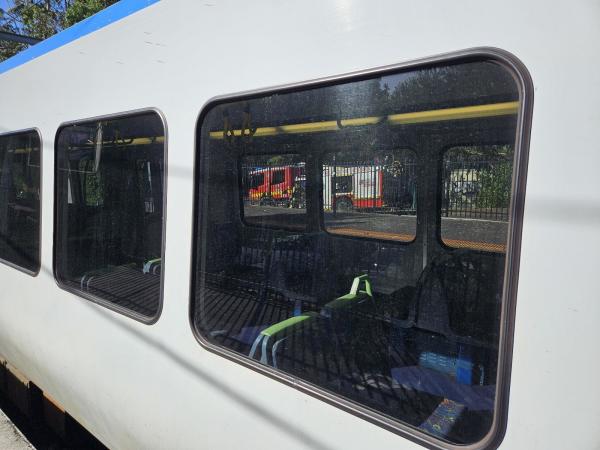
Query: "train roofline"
0 0 159 76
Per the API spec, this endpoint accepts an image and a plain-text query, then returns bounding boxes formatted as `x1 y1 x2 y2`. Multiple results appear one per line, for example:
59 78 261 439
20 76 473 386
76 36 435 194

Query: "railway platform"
0 407 34 450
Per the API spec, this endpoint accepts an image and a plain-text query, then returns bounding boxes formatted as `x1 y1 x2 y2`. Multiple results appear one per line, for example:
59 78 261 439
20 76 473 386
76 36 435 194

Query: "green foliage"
19 0 64 39
2 1 65 43
0 0 117 62
0 3 27 61
266 155 285 166
476 160 513 209
0 38 25 61
444 146 513 211
64 0 117 28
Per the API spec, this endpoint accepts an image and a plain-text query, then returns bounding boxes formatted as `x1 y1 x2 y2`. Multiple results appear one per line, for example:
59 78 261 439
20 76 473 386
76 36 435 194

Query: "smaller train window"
0 130 41 274
323 148 417 242
192 56 528 447
241 154 307 230
54 111 165 321
441 146 513 253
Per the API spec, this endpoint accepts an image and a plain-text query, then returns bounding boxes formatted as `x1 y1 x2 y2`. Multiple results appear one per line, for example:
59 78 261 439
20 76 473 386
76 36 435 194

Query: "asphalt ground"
0 407 33 450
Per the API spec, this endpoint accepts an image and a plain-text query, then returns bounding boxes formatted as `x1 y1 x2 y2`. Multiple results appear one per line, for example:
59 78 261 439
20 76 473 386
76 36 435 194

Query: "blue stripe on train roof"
0 0 160 76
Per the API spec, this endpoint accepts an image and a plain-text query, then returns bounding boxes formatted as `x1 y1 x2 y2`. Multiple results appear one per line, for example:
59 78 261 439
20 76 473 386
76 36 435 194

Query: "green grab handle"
260 312 316 337
349 274 372 297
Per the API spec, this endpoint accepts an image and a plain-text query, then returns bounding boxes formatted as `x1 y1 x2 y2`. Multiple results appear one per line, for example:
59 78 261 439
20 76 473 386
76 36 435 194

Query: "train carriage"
0 1 598 449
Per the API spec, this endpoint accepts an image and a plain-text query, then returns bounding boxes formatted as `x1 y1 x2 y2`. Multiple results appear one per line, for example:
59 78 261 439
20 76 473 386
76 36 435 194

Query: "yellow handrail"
209 101 519 140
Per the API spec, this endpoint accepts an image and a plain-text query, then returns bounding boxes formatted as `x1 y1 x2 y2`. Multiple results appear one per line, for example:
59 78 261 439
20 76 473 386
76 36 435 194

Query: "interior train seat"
390 250 503 414
204 224 330 348
78 263 161 316
248 274 383 380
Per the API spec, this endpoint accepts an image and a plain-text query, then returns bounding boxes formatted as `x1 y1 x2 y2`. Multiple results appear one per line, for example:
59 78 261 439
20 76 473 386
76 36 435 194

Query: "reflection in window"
55 112 165 319
0 131 40 273
193 60 521 445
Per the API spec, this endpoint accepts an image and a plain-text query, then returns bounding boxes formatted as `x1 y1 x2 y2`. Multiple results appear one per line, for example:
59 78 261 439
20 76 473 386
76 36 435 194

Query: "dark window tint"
193 60 522 445
0 131 40 274
55 112 165 320
333 175 352 192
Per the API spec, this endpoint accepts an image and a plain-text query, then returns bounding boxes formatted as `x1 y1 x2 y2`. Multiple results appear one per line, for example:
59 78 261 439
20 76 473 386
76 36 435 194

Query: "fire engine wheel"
336 197 354 212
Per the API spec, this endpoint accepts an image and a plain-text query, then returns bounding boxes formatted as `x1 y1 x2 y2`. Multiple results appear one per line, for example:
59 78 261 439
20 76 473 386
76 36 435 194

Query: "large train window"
192 55 529 446
0 130 40 275
54 111 165 322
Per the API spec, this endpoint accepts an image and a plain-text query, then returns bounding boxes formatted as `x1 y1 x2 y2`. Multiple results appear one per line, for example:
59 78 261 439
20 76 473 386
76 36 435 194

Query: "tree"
0 0 118 62
64 0 117 27
476 158 513 210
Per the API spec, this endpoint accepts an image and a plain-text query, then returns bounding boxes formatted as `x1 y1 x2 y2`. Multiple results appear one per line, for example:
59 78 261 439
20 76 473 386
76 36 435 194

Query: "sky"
0 0 10 13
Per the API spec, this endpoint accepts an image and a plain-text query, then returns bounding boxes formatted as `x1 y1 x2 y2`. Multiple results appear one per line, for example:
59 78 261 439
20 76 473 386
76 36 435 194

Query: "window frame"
0 128 42 277
190 48 533 450
52 108 168 325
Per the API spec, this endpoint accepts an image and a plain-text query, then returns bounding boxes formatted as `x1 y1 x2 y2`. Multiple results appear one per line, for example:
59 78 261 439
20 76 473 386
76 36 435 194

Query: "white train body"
0 1 598 449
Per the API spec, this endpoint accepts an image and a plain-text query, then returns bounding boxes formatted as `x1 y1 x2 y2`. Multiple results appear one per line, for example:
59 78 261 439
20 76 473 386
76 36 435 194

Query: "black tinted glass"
193 60 520 445
0 131 40 274
55 112 165 320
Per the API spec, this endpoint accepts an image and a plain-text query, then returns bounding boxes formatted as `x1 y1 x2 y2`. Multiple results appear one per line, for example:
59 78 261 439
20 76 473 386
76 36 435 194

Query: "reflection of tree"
208 61 517 138
389 63 517 113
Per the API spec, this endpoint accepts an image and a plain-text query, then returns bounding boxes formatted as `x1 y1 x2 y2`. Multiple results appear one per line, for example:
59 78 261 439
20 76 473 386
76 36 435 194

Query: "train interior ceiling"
195 101 517 443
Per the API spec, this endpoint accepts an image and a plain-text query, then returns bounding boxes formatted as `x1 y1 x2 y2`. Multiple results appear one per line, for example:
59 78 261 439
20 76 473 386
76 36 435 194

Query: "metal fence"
442 158 512 221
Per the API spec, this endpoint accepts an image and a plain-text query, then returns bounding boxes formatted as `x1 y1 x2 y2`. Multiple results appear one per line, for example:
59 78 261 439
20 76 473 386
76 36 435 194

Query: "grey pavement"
245 205 508 245
0 408 34 450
